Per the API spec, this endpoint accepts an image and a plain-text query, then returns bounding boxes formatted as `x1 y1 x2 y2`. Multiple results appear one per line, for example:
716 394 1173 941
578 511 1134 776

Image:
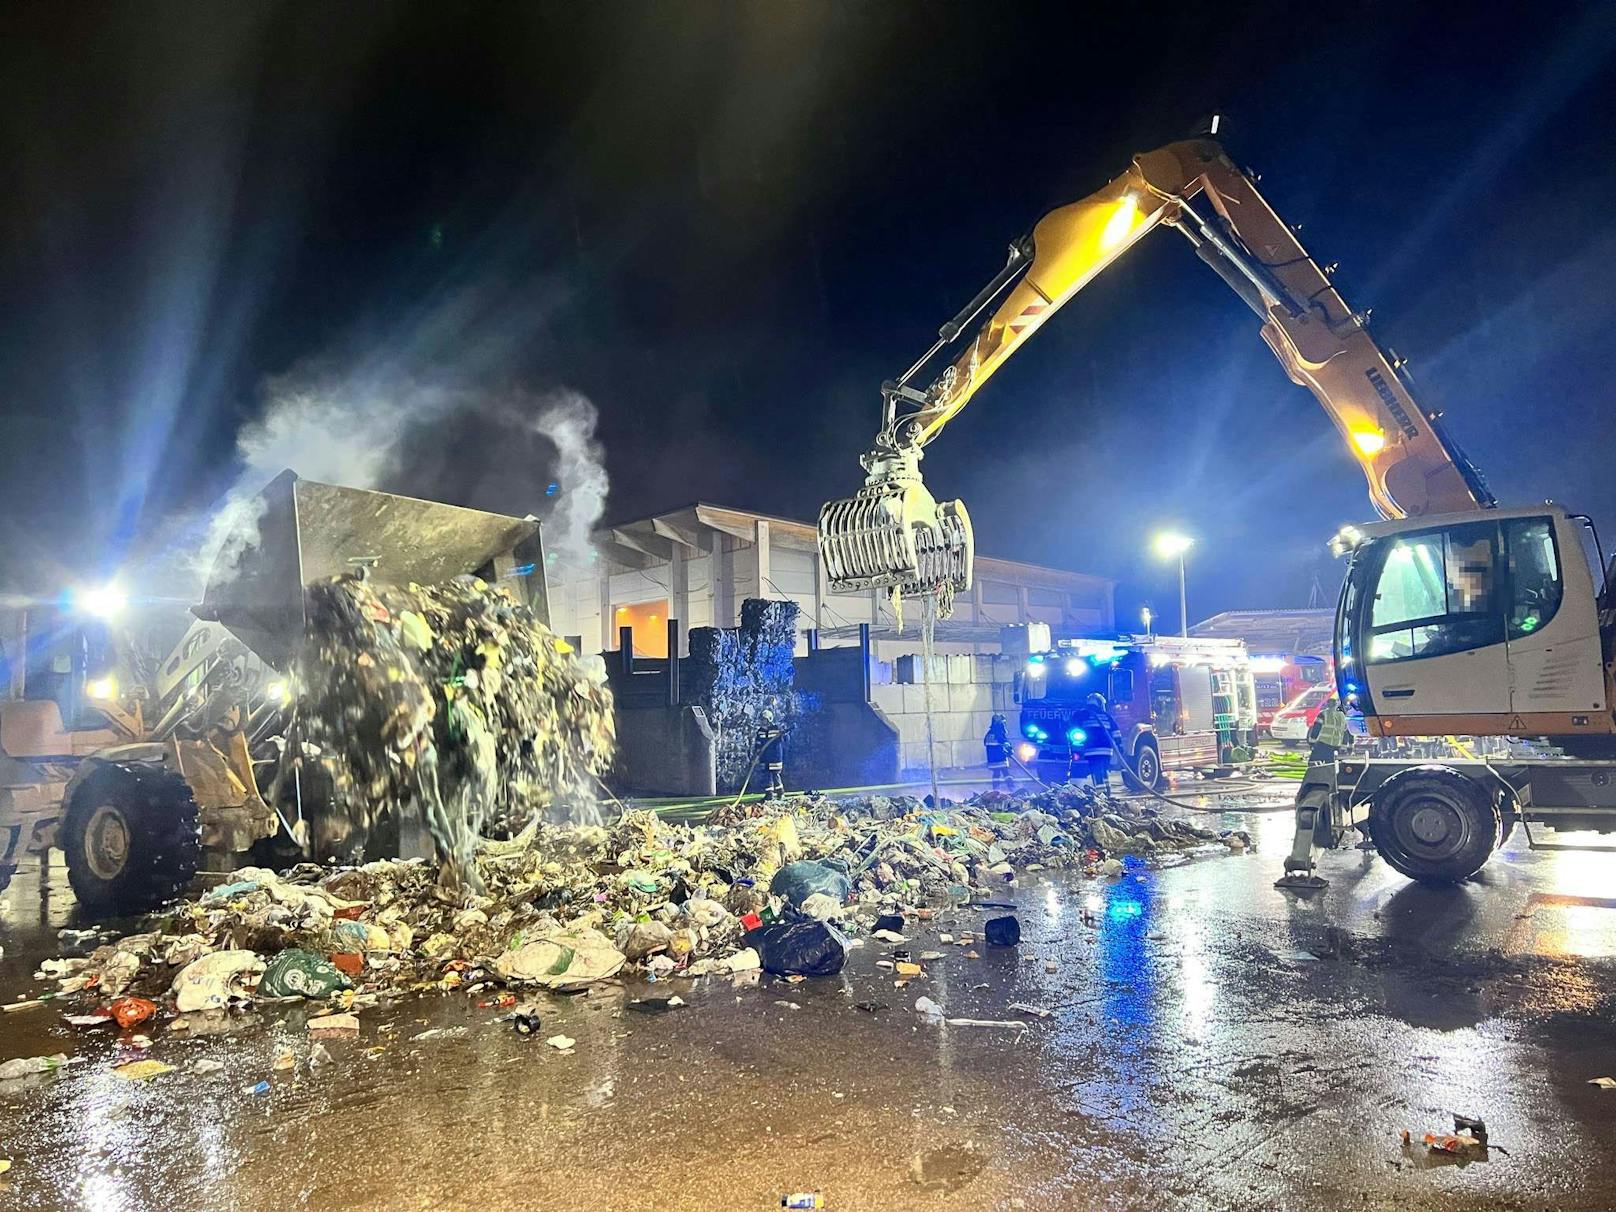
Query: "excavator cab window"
1503 516 1562 639
1362 520 1504 664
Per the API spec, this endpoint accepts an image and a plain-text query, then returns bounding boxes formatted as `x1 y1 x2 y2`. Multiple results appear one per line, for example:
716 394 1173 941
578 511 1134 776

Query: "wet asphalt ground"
3 793 1616 1210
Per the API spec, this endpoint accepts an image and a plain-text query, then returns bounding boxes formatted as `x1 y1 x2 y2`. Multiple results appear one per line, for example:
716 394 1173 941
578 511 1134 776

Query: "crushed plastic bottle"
0 1053 69 1081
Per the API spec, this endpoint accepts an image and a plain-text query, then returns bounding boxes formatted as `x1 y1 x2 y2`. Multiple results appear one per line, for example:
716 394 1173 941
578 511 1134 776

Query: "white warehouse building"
544 503 1116 660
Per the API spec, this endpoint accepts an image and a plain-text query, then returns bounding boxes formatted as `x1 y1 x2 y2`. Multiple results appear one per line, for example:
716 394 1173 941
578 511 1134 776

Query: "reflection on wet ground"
3 800 1616 1210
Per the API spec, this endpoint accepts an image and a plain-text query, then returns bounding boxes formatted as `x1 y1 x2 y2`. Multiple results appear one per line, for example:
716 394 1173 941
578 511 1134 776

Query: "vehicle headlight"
86 675 118 701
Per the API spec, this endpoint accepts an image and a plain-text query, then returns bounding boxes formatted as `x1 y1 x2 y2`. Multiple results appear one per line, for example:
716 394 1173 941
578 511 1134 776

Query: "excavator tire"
63 762 201 917
1367 766 1499 884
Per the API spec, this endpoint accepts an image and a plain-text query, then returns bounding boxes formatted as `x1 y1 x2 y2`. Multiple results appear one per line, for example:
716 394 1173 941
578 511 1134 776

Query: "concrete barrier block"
870 683 906 715
948 683 991 714
902 684 931 714
900 741 933 772
895 715 932 747
927 712 976 744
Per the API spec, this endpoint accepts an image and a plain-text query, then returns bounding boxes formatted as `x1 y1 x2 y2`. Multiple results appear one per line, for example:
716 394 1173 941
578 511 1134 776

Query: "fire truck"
1014 635 1257 790
1252 655 1332 737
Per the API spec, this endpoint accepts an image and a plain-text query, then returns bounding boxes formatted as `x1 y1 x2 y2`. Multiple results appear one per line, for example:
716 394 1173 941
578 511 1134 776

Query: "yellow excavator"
820 135 1616 884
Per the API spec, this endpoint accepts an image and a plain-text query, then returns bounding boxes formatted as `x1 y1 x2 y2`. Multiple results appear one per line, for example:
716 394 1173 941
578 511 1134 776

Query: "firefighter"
1306 694 1350 765
1080 692 1121 787
754 708 787 801
1278 694 1353 886
983 713 1012 789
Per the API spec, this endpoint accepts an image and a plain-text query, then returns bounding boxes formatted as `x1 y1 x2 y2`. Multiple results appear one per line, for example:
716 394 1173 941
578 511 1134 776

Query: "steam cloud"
530 390 607 572
195 369 610 592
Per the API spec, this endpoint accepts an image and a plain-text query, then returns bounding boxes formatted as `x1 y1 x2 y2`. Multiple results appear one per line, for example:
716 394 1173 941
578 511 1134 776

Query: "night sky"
3 3 1614 632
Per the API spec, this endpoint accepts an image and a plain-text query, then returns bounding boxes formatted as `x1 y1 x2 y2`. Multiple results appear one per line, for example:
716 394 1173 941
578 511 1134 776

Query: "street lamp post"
1152 533 1194 637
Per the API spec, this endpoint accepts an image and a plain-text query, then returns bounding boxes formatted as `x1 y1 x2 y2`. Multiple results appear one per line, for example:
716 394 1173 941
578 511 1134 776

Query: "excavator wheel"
1367 766 1499 884
62 762 201 917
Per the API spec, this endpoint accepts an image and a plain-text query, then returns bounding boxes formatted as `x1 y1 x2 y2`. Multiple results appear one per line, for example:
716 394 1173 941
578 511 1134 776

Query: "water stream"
919 591 942 809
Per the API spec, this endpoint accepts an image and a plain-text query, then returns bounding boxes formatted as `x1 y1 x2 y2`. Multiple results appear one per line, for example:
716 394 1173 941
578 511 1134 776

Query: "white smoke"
530 390 608 572
193 373 610 592
236 373 459 489
198 369 463 581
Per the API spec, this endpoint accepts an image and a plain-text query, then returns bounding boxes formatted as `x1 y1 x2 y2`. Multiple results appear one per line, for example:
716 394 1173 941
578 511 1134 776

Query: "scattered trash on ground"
0 779 1239 1098
308 1012 360 1037
1402 1114 1494 1163
754 920 849 977
112 1059 174 1081
1589 1076 1616 1090
1008 1002 1052 1018
546 1034 576 1051
259 950 352 1000
512 1007 543 1035
984 916 1021 947
0 1054 71 1081
108 996 157 1029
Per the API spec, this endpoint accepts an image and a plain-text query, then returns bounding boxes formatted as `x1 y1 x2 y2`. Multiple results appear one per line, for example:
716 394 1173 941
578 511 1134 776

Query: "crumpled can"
258 949 353 1000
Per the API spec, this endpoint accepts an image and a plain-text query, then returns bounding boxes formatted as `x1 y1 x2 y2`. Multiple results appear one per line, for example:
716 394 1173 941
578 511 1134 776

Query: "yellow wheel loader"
0 470 549 916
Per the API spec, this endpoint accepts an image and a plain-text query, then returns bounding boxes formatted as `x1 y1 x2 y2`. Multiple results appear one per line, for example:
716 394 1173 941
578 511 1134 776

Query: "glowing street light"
1151 532 1194 637
70 582 127 619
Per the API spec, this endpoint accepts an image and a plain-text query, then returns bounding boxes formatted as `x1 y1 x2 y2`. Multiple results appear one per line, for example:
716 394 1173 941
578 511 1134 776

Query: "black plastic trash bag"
769 859 851 909
752 919 850 977
984 915 1021 947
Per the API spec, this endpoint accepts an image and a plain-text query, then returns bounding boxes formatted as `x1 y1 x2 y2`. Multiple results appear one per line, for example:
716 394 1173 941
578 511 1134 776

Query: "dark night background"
2 2 1614 631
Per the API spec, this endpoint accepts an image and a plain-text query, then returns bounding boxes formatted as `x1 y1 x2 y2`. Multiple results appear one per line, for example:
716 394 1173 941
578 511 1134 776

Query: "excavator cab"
1333 505 1611 741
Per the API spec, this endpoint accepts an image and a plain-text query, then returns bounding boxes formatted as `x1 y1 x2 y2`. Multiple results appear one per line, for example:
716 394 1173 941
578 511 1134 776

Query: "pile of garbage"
13 783 1245 1030
298 572 615 888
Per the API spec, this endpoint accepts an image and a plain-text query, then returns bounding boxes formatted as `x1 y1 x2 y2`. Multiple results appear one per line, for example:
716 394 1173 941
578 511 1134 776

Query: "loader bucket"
196 470 546 669
818 476 973 601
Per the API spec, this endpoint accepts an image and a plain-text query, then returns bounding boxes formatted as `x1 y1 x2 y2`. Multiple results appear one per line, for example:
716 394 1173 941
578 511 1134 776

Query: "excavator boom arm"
896 139 1492 521
821 137 1493 605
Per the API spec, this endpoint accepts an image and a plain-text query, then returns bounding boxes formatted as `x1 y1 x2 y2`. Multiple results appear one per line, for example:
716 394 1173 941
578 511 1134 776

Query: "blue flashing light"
1027 654 1046 667
1023 721 1048 741
545 482 560 497
1066 726 1088 747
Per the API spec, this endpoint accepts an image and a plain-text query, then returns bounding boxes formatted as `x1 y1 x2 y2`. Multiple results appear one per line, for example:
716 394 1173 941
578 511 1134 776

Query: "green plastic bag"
258 949 352 1000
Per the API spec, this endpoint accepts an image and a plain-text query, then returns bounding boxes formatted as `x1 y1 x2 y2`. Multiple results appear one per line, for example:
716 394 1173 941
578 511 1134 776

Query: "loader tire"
63 763 201 918
1367 766 1498 884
